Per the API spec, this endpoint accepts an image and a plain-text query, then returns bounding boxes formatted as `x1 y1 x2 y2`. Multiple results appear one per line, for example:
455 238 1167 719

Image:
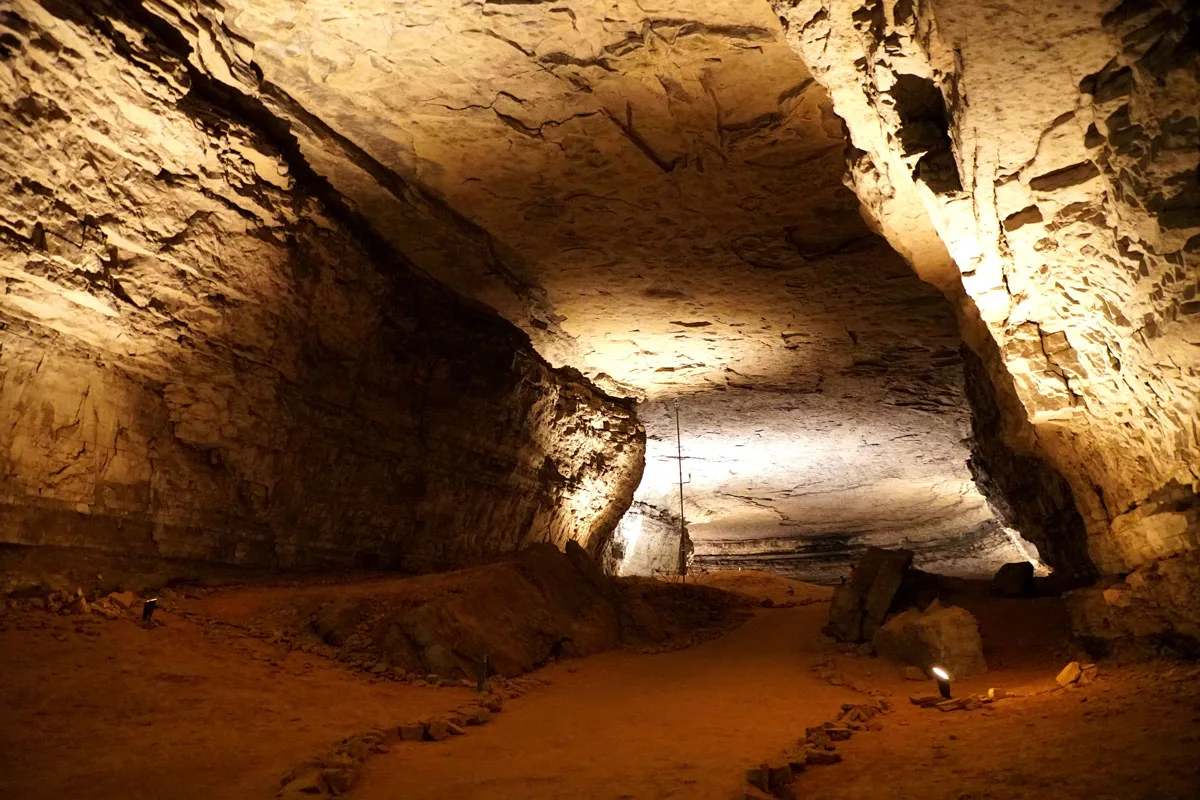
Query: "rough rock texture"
201 0 1036 579
772 0 1200 581
603 500 687 578
1068 550 1200 657
873 601 988 678
825 546 913 641
961 346 1089 581
6 0 1192 592
271 543 748 679
0 1 643 582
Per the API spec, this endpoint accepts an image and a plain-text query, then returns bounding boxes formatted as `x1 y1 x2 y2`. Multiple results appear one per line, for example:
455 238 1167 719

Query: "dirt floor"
2 571 1199 800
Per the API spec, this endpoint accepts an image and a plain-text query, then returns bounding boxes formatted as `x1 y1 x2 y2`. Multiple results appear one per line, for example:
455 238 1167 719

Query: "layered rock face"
9 0 1188 595
773 0 1199 580
0 0 643 588
207 0 1036 580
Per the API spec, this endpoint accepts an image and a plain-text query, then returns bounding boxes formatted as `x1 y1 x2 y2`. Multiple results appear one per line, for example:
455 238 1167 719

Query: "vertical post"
675 399 687 583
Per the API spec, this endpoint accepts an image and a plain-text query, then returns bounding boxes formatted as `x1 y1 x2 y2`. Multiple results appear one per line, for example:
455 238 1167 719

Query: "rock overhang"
203 0 1041 577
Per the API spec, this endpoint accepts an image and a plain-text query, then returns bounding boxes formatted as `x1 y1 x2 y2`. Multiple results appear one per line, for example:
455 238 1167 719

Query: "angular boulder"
992 562 1037 597
872 601 987 678
824 547 914 642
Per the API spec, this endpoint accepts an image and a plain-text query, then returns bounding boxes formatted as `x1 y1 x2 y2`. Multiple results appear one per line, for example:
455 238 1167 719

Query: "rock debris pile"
278 692 510 799
743 700 893 799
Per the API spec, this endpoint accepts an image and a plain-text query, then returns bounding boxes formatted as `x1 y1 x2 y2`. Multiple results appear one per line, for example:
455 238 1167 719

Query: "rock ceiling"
215 0 1030 576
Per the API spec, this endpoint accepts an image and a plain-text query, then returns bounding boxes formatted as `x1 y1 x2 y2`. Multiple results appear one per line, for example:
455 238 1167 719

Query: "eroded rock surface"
204 0 1033 578
4 0 1194 594
772 0 1200 578
0 0 643 585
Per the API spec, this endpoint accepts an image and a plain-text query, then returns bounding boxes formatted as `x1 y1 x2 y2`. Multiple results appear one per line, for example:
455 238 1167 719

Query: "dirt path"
3 576 1199 800
356 605 856 800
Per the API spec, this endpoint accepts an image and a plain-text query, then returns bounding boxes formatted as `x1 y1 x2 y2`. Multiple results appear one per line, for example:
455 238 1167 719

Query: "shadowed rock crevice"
961 346 1094 584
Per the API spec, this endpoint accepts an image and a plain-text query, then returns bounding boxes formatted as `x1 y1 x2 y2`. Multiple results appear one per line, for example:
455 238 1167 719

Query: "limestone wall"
773 0 1200 575
0 0 644 588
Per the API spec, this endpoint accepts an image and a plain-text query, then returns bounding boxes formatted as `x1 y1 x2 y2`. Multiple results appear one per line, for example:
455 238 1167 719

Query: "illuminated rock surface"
208 0 1034 578
0 0 643 584
772 0 1200 580
1 0 1197 592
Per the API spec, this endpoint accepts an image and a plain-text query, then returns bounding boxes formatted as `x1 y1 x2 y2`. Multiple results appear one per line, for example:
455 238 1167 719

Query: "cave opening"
1 0 1198 798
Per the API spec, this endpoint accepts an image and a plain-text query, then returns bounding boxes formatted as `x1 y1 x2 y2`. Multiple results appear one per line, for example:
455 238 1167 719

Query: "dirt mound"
206 543 750 680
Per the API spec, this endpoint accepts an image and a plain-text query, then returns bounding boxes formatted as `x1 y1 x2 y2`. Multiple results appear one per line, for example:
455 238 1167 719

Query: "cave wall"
0 0 644 590
772 0 1200 579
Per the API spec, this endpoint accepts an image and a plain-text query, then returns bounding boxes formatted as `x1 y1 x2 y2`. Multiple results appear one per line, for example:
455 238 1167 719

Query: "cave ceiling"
186 0 1029 574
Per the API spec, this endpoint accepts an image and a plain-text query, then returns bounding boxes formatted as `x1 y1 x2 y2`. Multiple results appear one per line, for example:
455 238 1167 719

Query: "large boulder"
872 601 987 678
992 562 1037 597
824 548 914 642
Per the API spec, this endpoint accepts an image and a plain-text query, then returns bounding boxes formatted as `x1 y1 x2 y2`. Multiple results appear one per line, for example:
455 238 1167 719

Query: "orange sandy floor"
2 577 1199 800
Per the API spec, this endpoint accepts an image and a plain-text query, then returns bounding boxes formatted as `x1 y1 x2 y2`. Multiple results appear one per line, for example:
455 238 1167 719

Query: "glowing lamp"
142 598 158 623
931 666 951 699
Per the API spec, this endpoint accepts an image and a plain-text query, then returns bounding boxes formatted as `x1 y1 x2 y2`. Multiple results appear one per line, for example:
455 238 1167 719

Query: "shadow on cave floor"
1 570 1199 800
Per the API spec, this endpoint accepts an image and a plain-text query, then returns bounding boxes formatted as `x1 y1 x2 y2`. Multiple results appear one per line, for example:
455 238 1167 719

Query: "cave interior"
1 0 1198 798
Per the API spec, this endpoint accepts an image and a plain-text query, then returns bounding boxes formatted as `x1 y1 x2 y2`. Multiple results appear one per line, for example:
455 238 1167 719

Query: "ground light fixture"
932 666 952 698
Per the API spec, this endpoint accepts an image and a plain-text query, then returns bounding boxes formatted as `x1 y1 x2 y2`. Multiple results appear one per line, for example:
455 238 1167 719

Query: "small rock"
276 770 324 798
824 725 852 742
108 591 136 609
398 723 425 742
805 729 833 750
451 706 490 726
343 739 371 761
763 754 794 794
1056 661 1082 687
320 764 357 795
424 719 452 742
936 698 969 712
903 665 926 681
1079 664 1099 685
910 694 942 708
804 747 843 766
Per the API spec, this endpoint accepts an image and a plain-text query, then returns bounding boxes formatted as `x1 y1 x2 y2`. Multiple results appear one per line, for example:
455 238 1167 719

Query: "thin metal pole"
675 399 686 583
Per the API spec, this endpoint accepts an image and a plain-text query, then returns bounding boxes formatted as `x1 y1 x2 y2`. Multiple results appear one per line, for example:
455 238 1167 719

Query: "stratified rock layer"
773 0 1200 576
125 0 1025 578
0 1 643 586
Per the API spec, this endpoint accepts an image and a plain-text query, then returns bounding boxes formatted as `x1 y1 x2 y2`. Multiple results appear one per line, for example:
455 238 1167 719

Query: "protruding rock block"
873 601 987 678
824 547 914 642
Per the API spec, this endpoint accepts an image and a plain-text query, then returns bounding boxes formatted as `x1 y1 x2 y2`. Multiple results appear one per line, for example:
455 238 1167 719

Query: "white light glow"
931 666 950 681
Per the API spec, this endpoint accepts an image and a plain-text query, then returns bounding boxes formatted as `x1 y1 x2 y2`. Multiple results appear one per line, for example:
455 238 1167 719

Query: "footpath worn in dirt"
2 571 1198 800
